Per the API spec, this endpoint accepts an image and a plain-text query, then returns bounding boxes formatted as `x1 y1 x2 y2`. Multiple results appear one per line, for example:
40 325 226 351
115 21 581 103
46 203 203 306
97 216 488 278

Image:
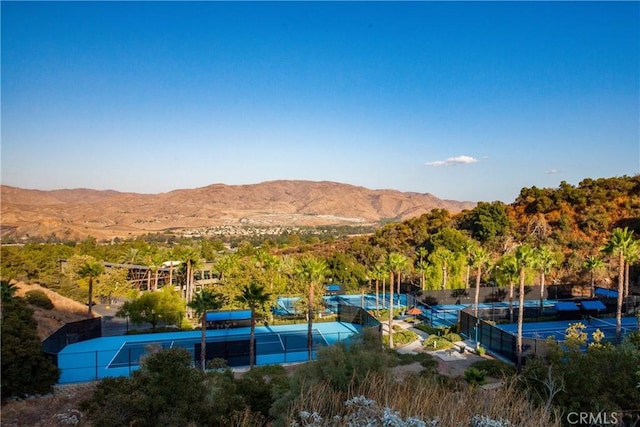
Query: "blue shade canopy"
206 310 252 322
594 288 618 298
580 300 606 311
555 302 580 312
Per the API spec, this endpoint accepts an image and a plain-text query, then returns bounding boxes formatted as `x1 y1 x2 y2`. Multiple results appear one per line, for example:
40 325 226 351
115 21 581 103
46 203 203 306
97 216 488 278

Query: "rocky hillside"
1 180 475 240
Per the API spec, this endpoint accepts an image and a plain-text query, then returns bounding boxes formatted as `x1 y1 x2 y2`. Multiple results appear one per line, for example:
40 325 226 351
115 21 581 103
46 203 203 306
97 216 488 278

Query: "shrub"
390 351 437 371
81 348 214 426
463 367 487 387
415 324 448 336
423 335 454 350
469 359 515 378
383 329 418 347
470 414 512 427
24 290 54 310
442 332 462 343
236 365 290 418
1 294 60 399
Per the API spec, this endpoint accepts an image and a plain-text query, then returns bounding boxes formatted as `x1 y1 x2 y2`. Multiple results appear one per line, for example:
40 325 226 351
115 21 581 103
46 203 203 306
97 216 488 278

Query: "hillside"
12 282 90 340
0 180 475 240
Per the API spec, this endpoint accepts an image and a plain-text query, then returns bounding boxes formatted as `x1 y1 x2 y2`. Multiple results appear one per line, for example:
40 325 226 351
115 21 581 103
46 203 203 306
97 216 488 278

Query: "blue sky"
1 1 638 203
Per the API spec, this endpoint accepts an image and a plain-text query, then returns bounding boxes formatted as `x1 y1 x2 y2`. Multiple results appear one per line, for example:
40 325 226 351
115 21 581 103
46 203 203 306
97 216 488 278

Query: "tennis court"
496 316 639 341
275 294 408 316
419 300 560 328
57 321 361 384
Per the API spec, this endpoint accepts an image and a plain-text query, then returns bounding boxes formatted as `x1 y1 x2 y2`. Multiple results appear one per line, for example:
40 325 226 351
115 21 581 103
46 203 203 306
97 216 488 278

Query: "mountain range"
0 180 476 240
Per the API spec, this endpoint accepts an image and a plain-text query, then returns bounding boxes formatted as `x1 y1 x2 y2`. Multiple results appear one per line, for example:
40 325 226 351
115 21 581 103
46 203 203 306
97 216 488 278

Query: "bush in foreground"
1 283 59 400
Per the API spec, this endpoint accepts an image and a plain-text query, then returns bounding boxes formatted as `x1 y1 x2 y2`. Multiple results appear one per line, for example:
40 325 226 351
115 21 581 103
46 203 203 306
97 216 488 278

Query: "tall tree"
463 241 477 289
416 260 432 291
371 263 388 315
415 247 429 290
180 249 202 305
78 258 104 318
470 246 489 317
624 239 639 298
533 246 558 312
1 281 60 399
430 247 454 290
515 245 534 371
236 283 271 369
497 255 518 323
188 288 225 371
0 281 18 317
386 252 408 349
295 256 328 360
215 253 241 283
117 287 185 332
582 255 605 298
601 227 635 343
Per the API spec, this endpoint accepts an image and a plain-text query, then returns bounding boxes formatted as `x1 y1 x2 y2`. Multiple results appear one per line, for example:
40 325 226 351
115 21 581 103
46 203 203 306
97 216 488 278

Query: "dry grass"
1 384 96 426
284 373 562 427
13 281 90 340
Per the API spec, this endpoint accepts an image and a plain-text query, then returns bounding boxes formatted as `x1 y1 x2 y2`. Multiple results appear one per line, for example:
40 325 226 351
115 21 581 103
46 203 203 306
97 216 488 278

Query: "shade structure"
580 300 606 311
594 287 618 299
555 302 580 312
406 307 423 315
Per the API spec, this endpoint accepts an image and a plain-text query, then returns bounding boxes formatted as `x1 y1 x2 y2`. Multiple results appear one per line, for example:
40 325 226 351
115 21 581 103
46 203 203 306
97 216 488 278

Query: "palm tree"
78 258 104 318
515 245 534 371
431 247 454 290
470 246 489 317
181 249 202 305
1 280 18 317
624 240 639 297
188 288 225 371
236 283 271 368
533 246 557 312
215 253 241 283
371 264 387 315
416 260 432 291
583 255 605 298
498 255 518 323
462 241 477 289
1 280 18 302
601 227 635 343
386 252 408 349
262 253 278 291
296 256 328 360
416 247 429 290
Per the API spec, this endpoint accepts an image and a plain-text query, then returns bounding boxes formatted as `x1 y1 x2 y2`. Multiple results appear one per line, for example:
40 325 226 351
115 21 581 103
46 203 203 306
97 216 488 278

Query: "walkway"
387 319 495 380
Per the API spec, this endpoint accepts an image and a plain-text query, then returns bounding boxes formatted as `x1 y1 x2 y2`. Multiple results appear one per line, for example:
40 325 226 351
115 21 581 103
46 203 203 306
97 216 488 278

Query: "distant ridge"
0 180 476 240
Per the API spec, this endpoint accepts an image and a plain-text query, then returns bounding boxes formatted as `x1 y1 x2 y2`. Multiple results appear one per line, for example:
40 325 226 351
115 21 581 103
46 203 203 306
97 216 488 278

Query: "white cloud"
425 155 479 167
545 169 561 174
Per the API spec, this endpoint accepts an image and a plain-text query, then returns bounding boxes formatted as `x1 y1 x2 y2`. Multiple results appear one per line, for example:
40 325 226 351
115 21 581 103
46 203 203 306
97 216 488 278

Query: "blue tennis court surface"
274 294 408 316
418 300 560 328
496 316 639 341
57 321 361 384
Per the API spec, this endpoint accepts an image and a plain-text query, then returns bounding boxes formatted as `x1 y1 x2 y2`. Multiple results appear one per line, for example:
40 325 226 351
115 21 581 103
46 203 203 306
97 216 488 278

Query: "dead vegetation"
13 281 90 340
